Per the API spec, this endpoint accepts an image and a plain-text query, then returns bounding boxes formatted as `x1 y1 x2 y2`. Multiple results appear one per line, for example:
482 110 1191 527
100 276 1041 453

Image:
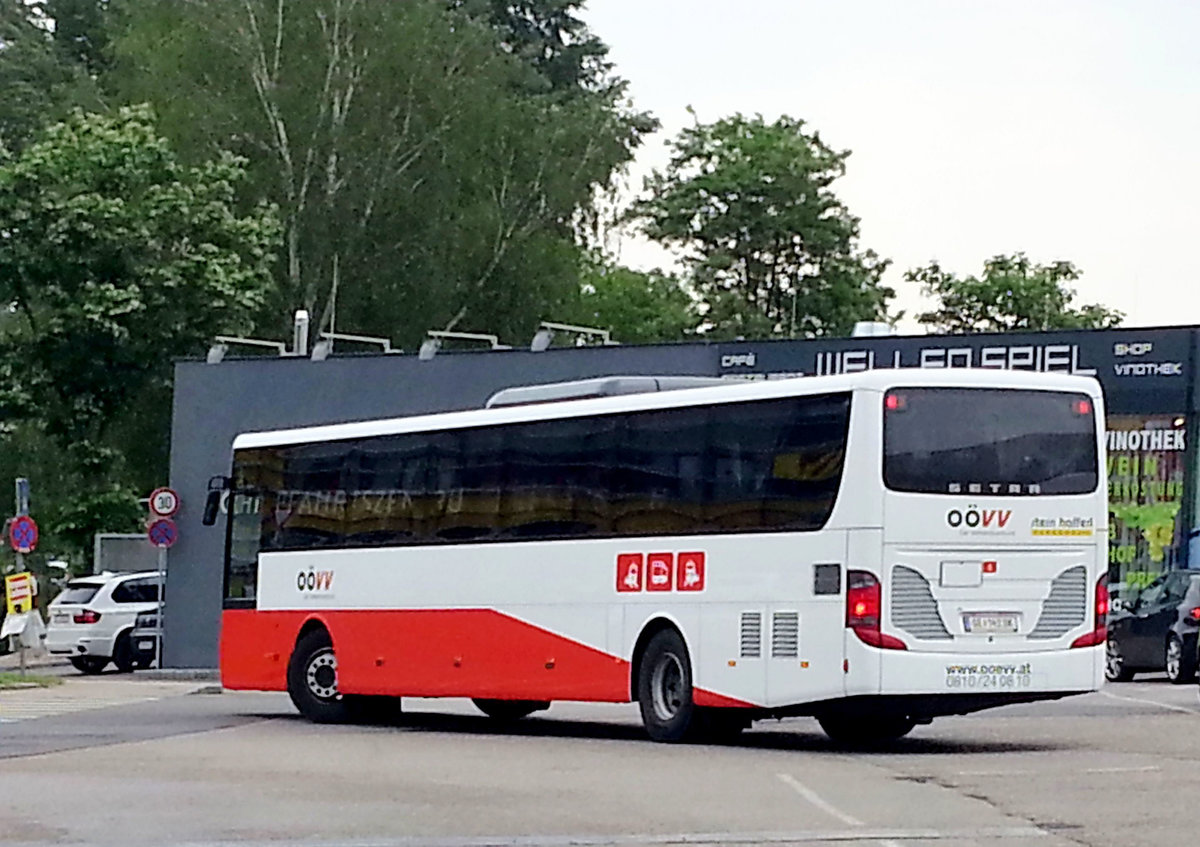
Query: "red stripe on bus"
220 608 755 708
693 688 755 709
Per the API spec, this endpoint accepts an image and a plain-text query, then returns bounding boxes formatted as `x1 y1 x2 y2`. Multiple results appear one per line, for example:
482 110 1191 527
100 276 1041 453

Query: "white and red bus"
212 368 1107 744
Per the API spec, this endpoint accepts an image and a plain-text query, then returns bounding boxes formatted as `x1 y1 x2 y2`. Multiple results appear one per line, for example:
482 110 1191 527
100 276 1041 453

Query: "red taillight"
1189 607 1200 622
73 610 101 624
1073 399 1092 416
1071 577 1107 648
884 393 906 411
846 571 880 628
846 570 907 650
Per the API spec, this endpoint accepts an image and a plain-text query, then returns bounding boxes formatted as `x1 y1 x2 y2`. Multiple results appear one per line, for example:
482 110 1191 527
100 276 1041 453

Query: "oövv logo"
947 506 1012 530
296 568 335 593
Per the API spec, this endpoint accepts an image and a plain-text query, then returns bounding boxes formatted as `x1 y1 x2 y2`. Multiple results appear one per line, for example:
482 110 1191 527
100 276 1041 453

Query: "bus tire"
637 628 698 743
287 629 351 724
817 713 915 747
472 699 550 721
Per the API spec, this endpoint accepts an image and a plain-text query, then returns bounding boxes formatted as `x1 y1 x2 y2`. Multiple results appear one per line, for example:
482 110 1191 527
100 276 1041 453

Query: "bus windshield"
883 387 1098 496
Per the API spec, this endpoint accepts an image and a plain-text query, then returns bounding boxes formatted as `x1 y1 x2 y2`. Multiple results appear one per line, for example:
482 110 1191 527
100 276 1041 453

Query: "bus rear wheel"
472 699 549 721
637 628 699 743
287 629 351 724
817 713 916 747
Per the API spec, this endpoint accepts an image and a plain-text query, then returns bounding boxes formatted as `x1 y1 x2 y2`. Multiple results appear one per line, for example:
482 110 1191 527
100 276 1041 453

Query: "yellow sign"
5 572 33 615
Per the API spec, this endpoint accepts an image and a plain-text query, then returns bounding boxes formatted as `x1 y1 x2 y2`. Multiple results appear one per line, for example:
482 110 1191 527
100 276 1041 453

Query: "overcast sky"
582 0 1199 332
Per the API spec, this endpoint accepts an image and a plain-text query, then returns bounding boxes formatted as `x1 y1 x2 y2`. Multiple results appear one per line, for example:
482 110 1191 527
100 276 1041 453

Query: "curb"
137 668 220 682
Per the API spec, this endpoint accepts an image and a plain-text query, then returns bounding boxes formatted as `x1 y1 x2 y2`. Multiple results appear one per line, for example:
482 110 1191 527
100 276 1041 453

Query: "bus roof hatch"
484 376 727 408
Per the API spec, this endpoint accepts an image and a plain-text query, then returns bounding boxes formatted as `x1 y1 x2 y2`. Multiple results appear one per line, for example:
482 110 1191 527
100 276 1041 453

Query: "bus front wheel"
637 628 698 743
817 713 915 747
287 629 352 724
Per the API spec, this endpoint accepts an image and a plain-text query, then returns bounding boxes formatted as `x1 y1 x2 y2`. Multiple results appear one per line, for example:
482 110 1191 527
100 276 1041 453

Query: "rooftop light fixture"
418 331 511 361
311 331 399 361
205 336 289 364
529 321 617 352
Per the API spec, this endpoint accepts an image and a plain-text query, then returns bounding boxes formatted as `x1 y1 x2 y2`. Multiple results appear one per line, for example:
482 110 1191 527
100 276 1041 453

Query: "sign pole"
14 478 27 677
146 488 178 670
16 579 24 677
156 545 166 667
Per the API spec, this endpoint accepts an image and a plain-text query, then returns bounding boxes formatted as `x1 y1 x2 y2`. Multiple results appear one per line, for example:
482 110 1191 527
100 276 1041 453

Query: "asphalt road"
0 676 1196 847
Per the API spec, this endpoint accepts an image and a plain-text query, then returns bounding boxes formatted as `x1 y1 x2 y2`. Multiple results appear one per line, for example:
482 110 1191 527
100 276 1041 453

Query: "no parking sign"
8 515 37 553
147 518 178 549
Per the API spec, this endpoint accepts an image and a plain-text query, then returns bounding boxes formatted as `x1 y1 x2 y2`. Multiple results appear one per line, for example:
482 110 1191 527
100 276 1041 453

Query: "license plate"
941 561 982 588
963 613 1019 634
138 640 155 651
52 612 69 624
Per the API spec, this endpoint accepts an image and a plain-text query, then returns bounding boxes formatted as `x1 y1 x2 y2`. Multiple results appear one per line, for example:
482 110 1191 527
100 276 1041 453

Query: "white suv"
44 572 162 674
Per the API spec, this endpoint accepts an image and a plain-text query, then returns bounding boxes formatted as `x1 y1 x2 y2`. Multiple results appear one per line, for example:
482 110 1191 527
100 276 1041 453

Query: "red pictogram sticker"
982 560 997 574
616 553 644 592
646 553 674 592
676 551 706 592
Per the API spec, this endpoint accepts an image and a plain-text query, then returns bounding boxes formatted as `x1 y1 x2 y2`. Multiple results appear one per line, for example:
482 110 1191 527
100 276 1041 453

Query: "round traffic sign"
9 515 38 554
147 517 179 549
149 487 180 518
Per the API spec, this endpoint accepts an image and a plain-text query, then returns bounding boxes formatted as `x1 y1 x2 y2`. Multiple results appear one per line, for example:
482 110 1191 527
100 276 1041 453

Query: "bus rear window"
884 388 1098 496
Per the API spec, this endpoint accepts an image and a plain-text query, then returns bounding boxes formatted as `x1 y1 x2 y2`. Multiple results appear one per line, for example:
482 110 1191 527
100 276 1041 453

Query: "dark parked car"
129 607 161 669
1106 571 1200 683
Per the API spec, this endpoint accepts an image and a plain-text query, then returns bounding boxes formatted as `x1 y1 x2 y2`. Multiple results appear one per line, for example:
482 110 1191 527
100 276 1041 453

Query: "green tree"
910 254 1124 333
0 423 141 571
0 0 100 153
632 112 892 340
450 0 610 92
113 0 653 348
569 260 695 344
0 105 280 558
42 0 113 76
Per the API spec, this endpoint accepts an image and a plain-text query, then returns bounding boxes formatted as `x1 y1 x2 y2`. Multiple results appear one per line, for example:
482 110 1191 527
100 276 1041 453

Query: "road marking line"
177 828 1051 847
0 694 162 722
1100 689 1199 714
958 765 1160 776
777 773 865 827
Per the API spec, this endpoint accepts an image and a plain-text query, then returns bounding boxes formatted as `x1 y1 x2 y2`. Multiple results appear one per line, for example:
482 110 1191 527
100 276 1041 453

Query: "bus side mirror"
202 475 230 527
202 490 222 526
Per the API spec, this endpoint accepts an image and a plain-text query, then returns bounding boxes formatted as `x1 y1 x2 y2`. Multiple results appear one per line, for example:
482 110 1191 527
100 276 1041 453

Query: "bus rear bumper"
878 643 1104 697
765 689 1090 722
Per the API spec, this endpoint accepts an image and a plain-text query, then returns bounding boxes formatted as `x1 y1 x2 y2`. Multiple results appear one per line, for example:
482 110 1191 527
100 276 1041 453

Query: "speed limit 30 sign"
149 487 180 518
